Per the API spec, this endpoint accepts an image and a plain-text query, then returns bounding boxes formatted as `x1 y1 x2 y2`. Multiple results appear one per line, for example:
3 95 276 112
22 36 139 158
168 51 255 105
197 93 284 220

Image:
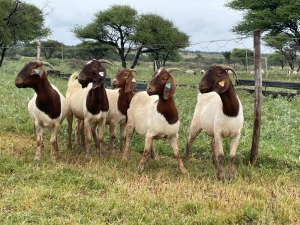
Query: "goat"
66 59 113 157
105 68 136 153
185 69 196 75
183 65 244 180
14 61 68 161
122 68 187 174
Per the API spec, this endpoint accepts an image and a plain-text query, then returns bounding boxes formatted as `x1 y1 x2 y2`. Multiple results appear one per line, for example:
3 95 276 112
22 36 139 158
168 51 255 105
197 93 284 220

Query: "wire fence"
2 35 299 78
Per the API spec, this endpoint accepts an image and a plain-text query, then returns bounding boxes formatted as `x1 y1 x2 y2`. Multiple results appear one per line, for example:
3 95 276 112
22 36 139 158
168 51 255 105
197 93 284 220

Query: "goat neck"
118 88 135 119
86 81 109 115
218 80 239 117
33 73 61 119
157 95 179 124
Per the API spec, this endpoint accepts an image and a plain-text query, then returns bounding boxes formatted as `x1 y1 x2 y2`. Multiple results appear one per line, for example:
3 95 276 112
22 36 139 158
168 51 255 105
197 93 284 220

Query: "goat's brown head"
199 65 237 94
147 68 181 100
78 59 114 88
112 68 136 92
15 61 53 88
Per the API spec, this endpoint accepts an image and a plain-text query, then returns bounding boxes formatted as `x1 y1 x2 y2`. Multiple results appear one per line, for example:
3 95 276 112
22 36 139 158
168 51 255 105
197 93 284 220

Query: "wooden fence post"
36 41 41 61
250 29 262 164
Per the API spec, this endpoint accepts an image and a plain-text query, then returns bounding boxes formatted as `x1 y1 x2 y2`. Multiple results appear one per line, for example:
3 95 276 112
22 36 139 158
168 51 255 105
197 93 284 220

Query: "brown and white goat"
105 68 136 153
14 61 68 161
184 65 244 180
66 59 113 157
122 68 187 174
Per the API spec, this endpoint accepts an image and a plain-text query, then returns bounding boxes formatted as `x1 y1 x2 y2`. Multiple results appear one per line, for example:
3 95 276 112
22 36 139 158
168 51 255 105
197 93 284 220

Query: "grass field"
0 58 299 224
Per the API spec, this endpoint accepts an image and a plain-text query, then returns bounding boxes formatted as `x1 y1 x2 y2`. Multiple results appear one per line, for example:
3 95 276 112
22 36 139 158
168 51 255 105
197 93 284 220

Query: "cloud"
26 0 252 50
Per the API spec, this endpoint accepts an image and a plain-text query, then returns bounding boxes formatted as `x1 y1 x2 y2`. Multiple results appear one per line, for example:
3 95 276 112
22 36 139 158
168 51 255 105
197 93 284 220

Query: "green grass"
0 58 299 224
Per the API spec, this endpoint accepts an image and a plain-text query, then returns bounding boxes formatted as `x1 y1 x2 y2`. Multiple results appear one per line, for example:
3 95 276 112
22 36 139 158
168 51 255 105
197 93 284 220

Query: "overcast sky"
25 0 254 51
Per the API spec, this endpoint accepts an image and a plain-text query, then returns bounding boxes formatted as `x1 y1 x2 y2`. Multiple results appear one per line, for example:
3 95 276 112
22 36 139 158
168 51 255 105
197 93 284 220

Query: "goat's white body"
127 91 180 138
192 92 243 138
185 90 243 179
106 89 126 125
27 84 68 161
66 74 90 120
66 73 107 155
28 84 68 127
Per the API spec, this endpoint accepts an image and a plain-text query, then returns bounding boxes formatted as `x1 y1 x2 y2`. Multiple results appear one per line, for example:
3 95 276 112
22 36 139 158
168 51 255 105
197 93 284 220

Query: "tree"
264 34 299 70
73 5 138 68
222 51 232 63
0 0 50 67
71 41 117 60
226 0 300 46
268 52 287 69
73 6 189 69
131 14 189 69
231 48 253 68
40 40 62 59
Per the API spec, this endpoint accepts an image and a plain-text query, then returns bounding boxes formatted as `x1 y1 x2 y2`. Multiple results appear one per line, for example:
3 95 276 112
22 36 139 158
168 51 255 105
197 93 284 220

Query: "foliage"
131 14 189 69
28 40 62 59
264 34 299 70
222 51 232 63
226 0 300 46
73 5 138 68
73 5 189 69
267 52 287 69
67 41 117 61
0 0 50 66
231 48 253 67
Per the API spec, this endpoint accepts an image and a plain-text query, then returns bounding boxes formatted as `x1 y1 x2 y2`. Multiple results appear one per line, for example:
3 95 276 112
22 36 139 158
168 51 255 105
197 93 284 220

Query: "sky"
25 0 254 52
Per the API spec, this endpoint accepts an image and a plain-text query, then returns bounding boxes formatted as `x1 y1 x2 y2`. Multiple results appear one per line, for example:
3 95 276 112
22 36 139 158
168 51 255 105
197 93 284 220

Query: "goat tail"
68 72 79 86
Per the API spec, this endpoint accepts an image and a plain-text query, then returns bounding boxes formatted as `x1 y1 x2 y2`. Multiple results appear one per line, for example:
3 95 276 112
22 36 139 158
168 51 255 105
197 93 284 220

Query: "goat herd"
14 60 244 180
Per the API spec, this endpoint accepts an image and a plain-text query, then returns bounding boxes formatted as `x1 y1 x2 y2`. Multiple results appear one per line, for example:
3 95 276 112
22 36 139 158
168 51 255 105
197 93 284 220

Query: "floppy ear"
163 77 176 100
212 79 229 93
92 72 105 89
125 77 136 93
32 66 45 77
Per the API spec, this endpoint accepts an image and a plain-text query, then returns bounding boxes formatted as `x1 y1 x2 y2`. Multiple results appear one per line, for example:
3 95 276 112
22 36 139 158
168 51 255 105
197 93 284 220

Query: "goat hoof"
217 173 225 181
50 156 56 162
34 155 41 161
138 163 145 172
180 168 188 174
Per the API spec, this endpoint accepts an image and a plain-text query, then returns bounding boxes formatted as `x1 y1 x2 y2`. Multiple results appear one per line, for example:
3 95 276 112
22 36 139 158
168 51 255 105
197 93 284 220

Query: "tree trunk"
0 47 8 67
130 46 143 69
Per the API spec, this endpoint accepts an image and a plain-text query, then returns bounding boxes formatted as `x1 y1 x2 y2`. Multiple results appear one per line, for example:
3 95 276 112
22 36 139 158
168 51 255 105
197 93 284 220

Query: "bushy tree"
231 48 254 68
70 41 117 60
73 5 138 68
131 14 189 69
222 51 232 63
264 34 299 70
0 0 50 66
73 5 189 69
268 52 287 69
226 0 300 46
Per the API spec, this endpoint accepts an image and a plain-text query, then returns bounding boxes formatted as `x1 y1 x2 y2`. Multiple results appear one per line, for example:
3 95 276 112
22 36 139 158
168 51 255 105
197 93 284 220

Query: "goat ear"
32 66 45 77
213 79 229 93
125 77 136 93
163 77 176 100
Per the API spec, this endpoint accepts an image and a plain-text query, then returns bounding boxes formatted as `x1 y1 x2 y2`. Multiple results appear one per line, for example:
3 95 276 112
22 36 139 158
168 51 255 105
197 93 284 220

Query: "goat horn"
166 68 184 73
129 69 137 74
35 61 54 69
98 59 115 66
219 65 239 85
